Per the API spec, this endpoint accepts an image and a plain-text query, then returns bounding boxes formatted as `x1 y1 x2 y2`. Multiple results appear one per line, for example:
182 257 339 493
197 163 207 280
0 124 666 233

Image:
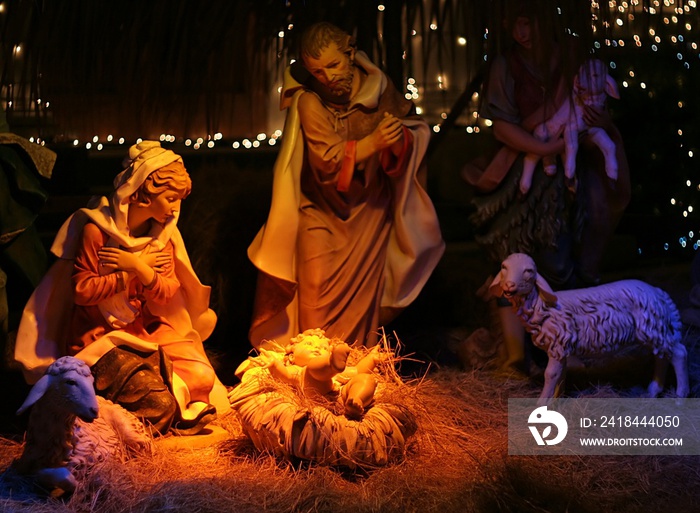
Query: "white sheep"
14 356 152 495
489 253 689 404
520 58 620 195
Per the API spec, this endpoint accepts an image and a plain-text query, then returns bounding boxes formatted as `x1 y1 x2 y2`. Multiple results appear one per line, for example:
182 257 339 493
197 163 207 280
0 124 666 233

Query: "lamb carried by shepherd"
489 253 689 403
519 58 620 195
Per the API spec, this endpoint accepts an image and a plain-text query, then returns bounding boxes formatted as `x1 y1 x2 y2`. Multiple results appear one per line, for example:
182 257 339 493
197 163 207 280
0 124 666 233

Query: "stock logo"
528 405 568 446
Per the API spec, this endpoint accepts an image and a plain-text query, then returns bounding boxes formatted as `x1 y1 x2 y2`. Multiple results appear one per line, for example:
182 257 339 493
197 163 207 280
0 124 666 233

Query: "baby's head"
285 329 336 366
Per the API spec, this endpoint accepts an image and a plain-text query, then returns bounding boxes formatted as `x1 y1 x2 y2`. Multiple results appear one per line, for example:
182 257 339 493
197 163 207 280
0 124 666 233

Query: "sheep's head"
17 356 99 422
488 253 558 307
574 58 620 106
489 253 537 299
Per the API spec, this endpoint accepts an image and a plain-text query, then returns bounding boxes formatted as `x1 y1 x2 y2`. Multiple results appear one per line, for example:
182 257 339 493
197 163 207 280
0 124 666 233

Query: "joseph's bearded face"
302 42 354 98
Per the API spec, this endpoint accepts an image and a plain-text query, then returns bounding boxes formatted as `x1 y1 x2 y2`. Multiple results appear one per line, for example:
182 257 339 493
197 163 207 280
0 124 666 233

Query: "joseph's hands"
371 113 404 152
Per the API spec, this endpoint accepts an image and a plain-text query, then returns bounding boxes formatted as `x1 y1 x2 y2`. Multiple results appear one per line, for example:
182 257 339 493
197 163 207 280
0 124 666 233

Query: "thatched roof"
2 1 696 140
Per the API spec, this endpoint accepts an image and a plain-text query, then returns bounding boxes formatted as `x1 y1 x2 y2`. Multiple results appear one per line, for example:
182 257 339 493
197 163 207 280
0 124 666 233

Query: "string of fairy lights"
45 131 286 153
589 0 699 254
5 0 700 256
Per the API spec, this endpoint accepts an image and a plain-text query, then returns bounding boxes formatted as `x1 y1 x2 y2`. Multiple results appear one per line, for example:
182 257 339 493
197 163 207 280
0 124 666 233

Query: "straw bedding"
1 331 700 513
229 341 417 469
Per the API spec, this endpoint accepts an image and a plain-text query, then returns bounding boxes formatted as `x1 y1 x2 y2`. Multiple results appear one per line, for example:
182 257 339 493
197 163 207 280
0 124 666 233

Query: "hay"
230 334 419 469
1 365 699 513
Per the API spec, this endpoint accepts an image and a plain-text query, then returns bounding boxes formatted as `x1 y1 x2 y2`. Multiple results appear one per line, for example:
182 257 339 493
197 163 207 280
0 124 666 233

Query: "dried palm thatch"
1 361 700 513
3 0 684 141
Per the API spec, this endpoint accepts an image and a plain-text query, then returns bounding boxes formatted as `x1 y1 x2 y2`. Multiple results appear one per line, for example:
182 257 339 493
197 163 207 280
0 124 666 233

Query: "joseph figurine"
248 22 444 347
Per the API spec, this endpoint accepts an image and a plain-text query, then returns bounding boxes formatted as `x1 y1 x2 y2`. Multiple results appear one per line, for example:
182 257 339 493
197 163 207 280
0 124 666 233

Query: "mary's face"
144 188 183 224
302 42 354 98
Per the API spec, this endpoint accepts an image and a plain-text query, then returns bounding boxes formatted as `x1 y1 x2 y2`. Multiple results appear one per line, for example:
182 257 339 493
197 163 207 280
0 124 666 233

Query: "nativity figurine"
229 329 416 468
262 328 384 419
489 252 689 404
14 356 150 496
248 22 444 348
462 8 631 377
520 58 620 194
14 141 229 435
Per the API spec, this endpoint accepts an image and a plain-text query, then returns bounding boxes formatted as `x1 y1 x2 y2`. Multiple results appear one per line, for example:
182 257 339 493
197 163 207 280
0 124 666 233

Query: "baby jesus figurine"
262 329 385 419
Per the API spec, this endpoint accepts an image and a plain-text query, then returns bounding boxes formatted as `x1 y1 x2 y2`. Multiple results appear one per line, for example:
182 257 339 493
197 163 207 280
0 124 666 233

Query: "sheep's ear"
16 374 51 415
488 272 503 298
605 75 620 99
535 274 558 306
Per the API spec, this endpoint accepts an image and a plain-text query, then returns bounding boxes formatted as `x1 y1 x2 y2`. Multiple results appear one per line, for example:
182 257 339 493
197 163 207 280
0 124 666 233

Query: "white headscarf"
52 140 184 258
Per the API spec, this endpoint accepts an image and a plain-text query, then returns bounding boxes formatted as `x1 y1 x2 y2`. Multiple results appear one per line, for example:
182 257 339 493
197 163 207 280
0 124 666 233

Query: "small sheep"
489 253 689 404
520 58 620 195
14 356 151 495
